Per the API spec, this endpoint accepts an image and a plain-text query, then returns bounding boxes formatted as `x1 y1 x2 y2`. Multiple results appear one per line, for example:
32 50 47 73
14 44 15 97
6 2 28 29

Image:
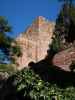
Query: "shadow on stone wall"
28 58 75 88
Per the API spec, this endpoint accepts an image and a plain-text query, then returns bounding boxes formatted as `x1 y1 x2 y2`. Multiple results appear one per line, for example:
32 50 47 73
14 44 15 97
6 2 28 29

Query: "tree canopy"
49 1 75 55
56 1 75 43
0 16 21 64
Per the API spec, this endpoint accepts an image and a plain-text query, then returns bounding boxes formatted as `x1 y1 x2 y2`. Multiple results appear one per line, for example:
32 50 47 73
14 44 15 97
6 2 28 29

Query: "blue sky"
0 0 62 38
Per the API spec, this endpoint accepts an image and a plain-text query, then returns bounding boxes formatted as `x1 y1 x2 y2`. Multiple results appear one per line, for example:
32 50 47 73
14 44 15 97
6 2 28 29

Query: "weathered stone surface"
16 16 55 69
53 46 75 71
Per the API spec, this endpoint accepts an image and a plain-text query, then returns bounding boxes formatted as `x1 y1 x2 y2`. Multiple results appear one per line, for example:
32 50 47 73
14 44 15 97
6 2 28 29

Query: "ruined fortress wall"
16 16 55 69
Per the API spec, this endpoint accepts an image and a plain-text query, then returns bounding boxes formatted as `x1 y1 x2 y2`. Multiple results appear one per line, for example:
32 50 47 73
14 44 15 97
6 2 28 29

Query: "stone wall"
53 46 75 71
16 16 55 69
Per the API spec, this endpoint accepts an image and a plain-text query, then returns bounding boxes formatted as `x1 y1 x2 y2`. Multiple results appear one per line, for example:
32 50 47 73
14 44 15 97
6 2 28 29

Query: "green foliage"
49 2 75 57
0 16 12 63
50 33 61 54
0 16 22 63
0 64 16 74
9 42 22 64
56 3 75 42
11 44 22 57
0 16 11 45
0 16 11 32
12 68 75 100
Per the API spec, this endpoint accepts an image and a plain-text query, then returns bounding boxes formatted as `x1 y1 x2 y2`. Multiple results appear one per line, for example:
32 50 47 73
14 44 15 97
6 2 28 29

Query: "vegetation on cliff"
49 1 75 55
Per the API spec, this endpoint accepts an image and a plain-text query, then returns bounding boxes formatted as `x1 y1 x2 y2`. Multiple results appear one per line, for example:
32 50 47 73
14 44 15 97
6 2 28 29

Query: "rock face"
53 46 75 71
16 16 55 69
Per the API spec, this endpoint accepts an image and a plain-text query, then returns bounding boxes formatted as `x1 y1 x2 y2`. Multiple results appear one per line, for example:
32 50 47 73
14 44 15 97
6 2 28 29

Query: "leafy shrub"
12 68 75 100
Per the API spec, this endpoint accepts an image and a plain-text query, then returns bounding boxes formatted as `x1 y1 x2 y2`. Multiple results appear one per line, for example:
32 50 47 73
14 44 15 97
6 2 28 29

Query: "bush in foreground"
12 68 75 100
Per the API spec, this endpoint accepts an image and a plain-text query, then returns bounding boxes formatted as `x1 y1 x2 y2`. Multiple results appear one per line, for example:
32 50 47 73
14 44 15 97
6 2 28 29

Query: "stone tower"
16 16 55 69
